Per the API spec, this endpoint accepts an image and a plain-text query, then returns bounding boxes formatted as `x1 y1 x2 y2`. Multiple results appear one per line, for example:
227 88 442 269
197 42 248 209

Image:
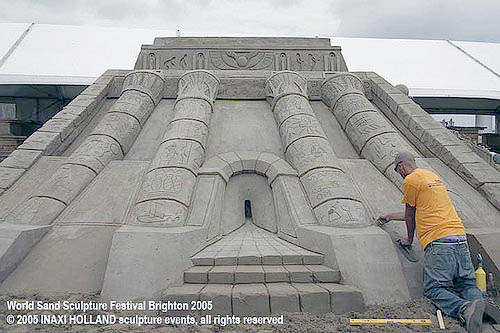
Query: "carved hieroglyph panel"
137 49 345 72
285 137 340 176
362 132 415 173
300 168 360 208
172 99 212 126
344 112 396 154
279 114 327 151
314 199 370 228
91 112 141 154
162 120 208 149
131 199 187 226
67 135 123 174
141 51 193 70
136 167 196 206
35 164 96 205
121 71 165 104
333 94 377 129
321 73 364 108
109 92 154 126
4 197 66 226
273 95 316 126
149 140 204 175
291 52 324 71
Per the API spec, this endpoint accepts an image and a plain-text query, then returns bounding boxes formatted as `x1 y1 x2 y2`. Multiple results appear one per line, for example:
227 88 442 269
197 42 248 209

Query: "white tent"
0 23 499 130
1 23 498 98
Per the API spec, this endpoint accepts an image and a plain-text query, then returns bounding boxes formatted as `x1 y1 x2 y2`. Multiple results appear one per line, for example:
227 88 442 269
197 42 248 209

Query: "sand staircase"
161 223 365 315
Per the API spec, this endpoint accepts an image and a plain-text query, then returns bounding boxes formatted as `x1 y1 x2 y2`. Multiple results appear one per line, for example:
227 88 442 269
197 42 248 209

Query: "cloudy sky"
1 0 500 42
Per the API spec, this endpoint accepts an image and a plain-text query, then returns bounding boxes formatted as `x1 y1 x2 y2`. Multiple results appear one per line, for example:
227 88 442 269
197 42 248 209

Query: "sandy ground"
0 294 498 332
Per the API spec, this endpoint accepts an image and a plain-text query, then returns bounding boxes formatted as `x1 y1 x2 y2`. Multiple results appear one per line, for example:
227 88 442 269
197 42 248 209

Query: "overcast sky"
1 0 500 42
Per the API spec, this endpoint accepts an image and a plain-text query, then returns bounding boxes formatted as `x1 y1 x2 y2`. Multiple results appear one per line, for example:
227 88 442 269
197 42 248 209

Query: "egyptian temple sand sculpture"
0 38 498 314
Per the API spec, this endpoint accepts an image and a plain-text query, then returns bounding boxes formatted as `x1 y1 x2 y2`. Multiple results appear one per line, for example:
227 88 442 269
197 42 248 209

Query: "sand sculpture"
0 38 498 315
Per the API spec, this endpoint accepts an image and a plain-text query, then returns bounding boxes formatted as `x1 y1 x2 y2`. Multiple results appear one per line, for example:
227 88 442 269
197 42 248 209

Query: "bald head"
395 151 416 165
394 151 417 178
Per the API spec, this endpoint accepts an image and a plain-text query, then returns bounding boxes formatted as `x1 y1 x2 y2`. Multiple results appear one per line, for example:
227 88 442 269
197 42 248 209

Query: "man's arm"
401 204 416 245
377 211 405 225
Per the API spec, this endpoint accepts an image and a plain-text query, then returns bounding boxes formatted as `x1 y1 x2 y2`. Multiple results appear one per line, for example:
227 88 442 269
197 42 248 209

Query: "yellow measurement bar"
350 318 432 326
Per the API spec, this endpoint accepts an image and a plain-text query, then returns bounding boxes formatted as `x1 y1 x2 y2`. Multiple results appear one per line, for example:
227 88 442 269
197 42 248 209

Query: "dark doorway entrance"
244 200 252 219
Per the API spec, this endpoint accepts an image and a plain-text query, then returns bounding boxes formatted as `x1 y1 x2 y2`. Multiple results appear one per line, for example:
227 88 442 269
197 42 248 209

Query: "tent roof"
0 23 499 99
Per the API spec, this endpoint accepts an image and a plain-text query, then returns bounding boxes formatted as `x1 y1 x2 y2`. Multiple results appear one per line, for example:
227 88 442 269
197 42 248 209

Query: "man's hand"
398 237 412 246
377 216 391 226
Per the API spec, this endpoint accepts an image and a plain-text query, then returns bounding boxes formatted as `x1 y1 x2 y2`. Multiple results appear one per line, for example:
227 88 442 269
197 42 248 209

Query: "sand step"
161 282 365 315
191 251 324 266
184 264 340 284
190 222 325 266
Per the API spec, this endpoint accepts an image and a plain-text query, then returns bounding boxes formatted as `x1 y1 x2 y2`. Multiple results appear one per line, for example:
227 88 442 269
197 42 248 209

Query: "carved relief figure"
210 51 273 70
326 52 336 71
153 140 204 171
279 53 287 70
179 54 188 69
149 53 157 70
196 53 205 69
52 166 72 193
328 202 342 222
141 169 184 198
164 56 176 70
282 116 322 146
320 200 364 226
351 114 383 135
274 96 315 126
10 198 43 225
369 135 399 162
309 54 319 70
69 136 122 172
164 121 208 145
305 170 342 202
296 53 304 70
136 201 185 225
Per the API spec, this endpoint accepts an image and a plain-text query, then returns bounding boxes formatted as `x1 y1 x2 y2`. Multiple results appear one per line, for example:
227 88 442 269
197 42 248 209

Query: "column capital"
177 70 220 105
122 70 165 105
321 73 364 108
266 71 308 105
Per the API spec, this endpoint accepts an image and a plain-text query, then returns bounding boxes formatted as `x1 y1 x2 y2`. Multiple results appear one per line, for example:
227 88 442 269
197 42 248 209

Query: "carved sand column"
6 70 165 225
130 70 219 226
321 73 482 224
321 73 417 185
266 71 371 228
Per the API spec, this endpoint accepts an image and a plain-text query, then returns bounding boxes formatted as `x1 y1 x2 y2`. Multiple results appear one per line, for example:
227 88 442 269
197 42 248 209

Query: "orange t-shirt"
401 168 465 249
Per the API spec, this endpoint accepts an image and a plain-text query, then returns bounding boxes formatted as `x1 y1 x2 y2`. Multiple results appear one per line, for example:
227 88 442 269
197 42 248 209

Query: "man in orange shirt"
379 151 485 333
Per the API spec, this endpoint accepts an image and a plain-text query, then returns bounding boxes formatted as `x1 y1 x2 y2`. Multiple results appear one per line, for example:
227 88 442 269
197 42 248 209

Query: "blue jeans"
423 235 484 319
